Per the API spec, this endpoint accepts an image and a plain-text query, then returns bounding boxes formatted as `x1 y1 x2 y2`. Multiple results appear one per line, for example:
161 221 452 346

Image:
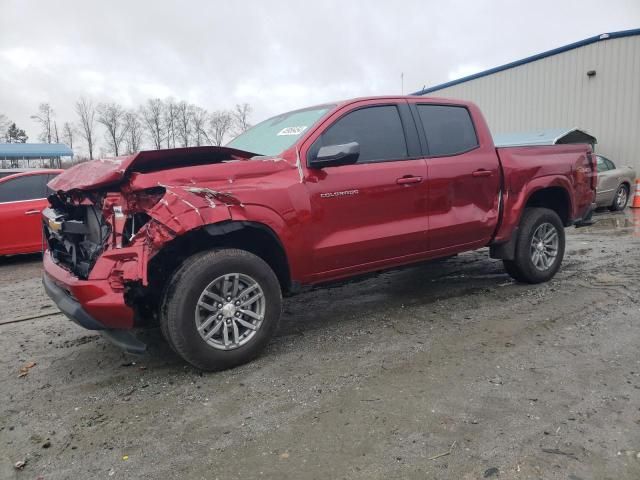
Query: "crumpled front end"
42 183 237 330
43 187 172 282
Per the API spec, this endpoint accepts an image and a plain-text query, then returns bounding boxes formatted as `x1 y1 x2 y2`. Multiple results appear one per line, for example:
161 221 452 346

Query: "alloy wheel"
529 222 559 271
616 186 628 209
194 273 265 350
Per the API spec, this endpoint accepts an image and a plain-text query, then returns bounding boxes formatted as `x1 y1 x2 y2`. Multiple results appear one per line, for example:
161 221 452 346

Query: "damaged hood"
48 146 259 192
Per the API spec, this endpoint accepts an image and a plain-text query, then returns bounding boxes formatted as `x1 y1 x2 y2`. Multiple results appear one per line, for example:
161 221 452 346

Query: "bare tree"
31 103 55 143
176 101 193 147
232 103 252 135
97 102 128 156
53 121 59 143
163 98 178 149
62 122 75 149
123 111 143 154
75 97 97 160
140 99 164 150
209 110 234 146
191 106 208 147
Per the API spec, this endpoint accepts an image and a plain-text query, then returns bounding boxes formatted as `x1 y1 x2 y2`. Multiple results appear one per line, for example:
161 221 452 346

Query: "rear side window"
417 105 478 156
596 157 608 172
596 156 615 172
0 174 49 202
317 105 408 163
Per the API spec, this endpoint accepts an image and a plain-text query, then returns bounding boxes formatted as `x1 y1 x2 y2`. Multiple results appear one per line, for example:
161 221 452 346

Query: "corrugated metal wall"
425 36 640 172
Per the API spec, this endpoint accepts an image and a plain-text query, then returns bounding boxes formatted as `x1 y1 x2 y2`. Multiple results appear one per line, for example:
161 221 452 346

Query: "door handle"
472 169 492 177
396 176 423 185
25 209 41 215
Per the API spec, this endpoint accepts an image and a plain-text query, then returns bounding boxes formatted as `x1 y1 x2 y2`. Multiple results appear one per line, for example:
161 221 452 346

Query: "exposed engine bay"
43 195 110 279
42 190 158 279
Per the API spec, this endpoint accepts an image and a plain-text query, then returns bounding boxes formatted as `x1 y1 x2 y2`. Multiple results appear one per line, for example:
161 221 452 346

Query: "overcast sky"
1 0 638 153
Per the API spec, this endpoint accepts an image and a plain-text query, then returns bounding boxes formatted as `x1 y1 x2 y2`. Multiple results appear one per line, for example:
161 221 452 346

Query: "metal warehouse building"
413 28 640 172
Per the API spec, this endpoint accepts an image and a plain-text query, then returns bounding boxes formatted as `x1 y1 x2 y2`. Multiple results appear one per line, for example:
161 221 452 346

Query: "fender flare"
493 175 573 244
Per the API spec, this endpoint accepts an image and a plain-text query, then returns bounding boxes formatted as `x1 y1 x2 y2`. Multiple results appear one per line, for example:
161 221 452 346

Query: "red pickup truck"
42 96 596 370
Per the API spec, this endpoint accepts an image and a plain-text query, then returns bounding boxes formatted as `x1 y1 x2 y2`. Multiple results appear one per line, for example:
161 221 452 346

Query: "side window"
596 156 610 173
417 105 478 156
604 158 616 170
0 175 48 203
316 105 408 163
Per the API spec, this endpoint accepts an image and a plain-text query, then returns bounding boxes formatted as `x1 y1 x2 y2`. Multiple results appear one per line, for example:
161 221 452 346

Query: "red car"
0 169 62 255
42 96 596 370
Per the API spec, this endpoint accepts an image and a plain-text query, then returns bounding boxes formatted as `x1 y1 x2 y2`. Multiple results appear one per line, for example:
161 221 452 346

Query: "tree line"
1 99 253 161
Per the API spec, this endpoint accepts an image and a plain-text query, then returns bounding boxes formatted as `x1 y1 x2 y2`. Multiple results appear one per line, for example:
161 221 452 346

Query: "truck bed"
494 144 596 243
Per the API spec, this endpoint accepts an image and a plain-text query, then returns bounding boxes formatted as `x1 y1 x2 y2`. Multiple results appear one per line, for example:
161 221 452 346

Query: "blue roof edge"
0 143 73 157
412 27 640 95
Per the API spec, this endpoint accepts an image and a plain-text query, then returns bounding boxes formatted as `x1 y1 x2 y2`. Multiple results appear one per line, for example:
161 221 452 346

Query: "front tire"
503 207 565 284
609 184 629 211
161 248 282 371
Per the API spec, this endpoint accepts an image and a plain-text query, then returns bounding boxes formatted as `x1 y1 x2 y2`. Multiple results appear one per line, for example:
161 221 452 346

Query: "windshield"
227 105 334 156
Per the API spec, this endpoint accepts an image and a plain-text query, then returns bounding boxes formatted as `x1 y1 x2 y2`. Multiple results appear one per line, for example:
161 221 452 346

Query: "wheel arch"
523 186 572 226
147 220 292 297
491 184 571 260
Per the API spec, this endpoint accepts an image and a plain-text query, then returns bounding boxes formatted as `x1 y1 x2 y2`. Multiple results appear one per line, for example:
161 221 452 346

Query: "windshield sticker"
277 126 307 136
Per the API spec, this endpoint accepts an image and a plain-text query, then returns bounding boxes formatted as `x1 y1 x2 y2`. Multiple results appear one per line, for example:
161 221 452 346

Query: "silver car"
595 155 636 211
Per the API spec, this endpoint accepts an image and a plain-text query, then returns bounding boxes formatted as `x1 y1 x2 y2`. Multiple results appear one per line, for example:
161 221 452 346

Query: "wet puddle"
579 209 640 236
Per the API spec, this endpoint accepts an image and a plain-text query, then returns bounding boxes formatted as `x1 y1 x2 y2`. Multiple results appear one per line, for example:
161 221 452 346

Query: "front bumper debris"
42 251 146 354
42 251 136 328
43 273 105 330
43 270 146 355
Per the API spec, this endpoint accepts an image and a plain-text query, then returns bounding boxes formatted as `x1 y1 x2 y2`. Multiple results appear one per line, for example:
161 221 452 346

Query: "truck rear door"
410 102 501 252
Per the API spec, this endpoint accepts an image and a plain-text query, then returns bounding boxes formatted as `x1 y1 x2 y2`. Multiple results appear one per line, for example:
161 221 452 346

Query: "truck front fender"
229 203 306 283
146 185 234 235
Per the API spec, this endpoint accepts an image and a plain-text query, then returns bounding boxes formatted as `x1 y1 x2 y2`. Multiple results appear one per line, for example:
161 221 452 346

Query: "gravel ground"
1 209 639 480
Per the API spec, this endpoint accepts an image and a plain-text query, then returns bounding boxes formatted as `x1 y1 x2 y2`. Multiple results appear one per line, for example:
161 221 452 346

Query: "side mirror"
309 142 359 168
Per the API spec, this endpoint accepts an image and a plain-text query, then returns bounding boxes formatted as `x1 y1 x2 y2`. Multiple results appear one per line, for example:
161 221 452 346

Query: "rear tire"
609 184 629 211
160 248 282 371
503 208 565 284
